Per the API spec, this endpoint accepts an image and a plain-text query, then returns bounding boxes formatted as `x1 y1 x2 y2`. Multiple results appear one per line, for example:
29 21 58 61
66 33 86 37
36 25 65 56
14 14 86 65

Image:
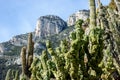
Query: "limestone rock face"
10 37 27 46
35 15 67 38
0 44 4 54
67 10 89 26
34 42 45 50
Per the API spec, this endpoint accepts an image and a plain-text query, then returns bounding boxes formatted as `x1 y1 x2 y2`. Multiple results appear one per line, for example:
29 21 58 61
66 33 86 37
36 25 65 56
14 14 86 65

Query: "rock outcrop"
35 15 67 38
10 37 27 46
0 44 4 54
67 10 89 26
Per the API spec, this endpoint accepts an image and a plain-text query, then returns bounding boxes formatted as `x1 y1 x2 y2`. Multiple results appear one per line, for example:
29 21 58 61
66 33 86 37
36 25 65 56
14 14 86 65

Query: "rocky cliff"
67 10 89 26
35 15 67 38
0 44 4 53
0 10 89 64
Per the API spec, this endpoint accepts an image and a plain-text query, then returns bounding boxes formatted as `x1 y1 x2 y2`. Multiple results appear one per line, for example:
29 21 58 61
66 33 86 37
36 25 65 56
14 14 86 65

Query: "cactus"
107 8 120 67
21 47 26 75
66 19 85 80
46 40 67 80
89 0 96 28
5 69 19 80
20 32 34 79
89 0 104 79
109 0 117 10
26 33 34 77
97 0 120 79
5 69 11 80
40 50 50 80
44 18 103 80
27 33 34 68
30 50 52 80
114 0 120 12
29 57 42 80
13 70 19 80
100 44 115 79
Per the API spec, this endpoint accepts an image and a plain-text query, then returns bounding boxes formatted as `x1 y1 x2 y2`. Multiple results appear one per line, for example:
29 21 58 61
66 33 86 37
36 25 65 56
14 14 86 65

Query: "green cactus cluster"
5 0 120 80
97 0 120 79
29 18 104 80
29 50 51 80
5 69 19 80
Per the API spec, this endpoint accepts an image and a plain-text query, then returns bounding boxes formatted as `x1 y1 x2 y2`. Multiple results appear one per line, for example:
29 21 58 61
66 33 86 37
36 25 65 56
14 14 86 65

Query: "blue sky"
0 0 110 43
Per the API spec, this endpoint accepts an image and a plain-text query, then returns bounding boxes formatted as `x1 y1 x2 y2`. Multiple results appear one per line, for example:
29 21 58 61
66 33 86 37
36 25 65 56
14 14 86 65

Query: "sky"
0 0 110 43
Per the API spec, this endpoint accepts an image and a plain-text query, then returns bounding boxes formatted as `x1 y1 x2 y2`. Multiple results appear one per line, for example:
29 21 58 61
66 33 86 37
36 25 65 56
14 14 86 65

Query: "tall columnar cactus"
88 27 104 79
13 70 19 80
97 0 120 79
89 0 104 78
20 32 34 79
5 69 19 80
89 0 96 29
27 33 34 68
107 8 120 79
107 8 120 65
26 33 34 77
21 47 26 75
100 44 115 79
5 69 11 80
